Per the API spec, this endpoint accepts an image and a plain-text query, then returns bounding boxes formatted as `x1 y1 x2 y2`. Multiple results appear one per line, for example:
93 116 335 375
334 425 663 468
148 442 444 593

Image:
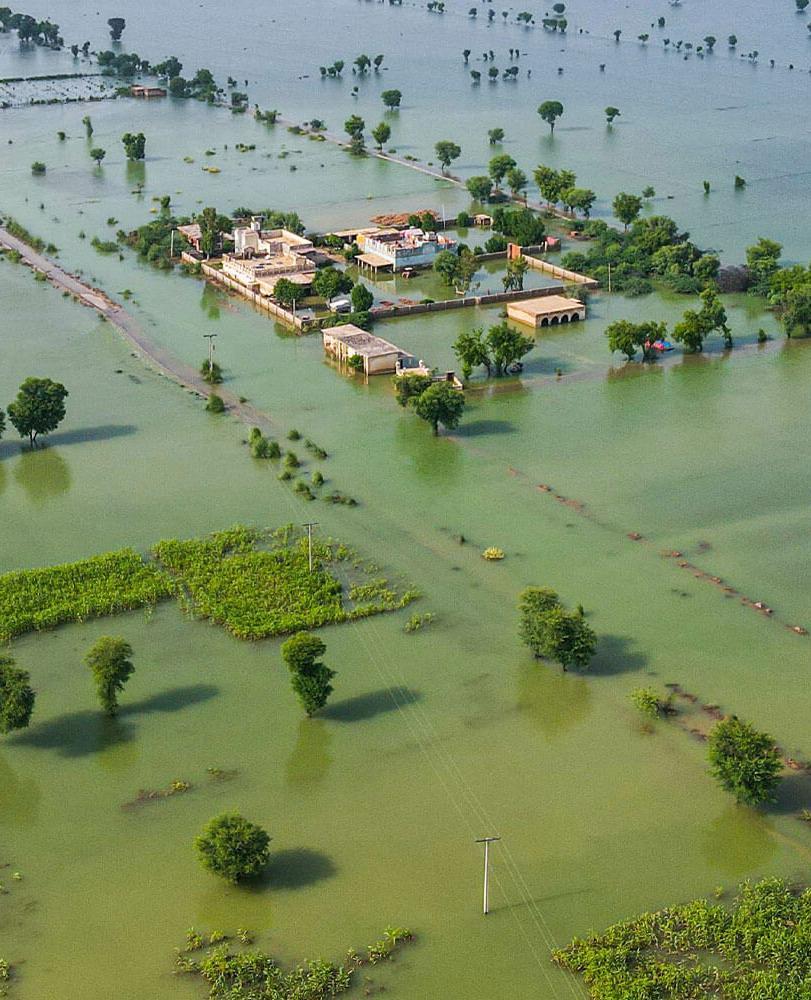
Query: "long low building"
506 295 586 328
323 324 408 375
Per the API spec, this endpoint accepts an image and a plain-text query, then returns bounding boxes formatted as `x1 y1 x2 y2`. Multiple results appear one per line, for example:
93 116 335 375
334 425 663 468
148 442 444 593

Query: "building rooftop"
508 295 584 317
325 325 404 358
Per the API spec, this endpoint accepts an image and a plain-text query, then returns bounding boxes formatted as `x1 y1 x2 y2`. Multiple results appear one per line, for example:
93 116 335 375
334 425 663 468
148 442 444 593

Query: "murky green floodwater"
2 3 811 998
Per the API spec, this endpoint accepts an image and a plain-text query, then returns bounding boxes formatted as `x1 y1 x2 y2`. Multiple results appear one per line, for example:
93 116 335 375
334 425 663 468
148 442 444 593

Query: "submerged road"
0 226 274 430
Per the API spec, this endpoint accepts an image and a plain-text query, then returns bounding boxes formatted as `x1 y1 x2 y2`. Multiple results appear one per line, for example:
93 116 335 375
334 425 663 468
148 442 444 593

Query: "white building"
357 228 457 272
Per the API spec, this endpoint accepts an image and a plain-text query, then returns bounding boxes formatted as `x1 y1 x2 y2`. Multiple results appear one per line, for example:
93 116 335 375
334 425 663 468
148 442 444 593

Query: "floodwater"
1 3 811 998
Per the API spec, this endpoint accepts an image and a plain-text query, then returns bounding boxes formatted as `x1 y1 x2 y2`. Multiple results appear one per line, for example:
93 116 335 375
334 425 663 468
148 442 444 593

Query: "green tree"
518 587 561 657
344 114 366 153
412 382 465 435
107 16 125 39
392 373 433 406
274 278 306 309
503 255 529 291
539 606 596 671
708 716 782 806
466 175 493 202
605 319 668 361
693 254 720 286
453 328 491 380
604 106 621 124
82 114 93 137
534 164 563 207
168 75 189 98
371 121 391 149
486 321 534 375
198 206 219 258
312 267 352 301
84 637 134 716
630 687 671 719
488 127 505 144
351 283 374 312
30 161 45 175
194 813 271 883
506 167 528 200
488 153 517 192
699 285 732 347
0 657 35 735
281 633 336 717
434 140 461 174
642 185 655 199
538 100 564 132
7 376 68 448
612 192 643 230
381 89 402 108
746 237 782 295
121 131 146 160
89 147 106 166
672 309 706 353
781 287 811 338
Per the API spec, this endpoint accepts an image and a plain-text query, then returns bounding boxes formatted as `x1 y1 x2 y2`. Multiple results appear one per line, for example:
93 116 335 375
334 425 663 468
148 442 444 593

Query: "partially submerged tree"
194 813 271 883
604 106 621 124
281 633 336 717
605 319 668 361
89 146 106 166
7 377 68 448
344 114 366 154
85 637 134 716
488 153 517 193
381 88 402 109
708 716 782 806
413 382 465 435
453 321 533 378
518 588 596 671
107 17 125 40
121 131 146 160
538 100 564 133
0 657 35 735
371 121 391 149
612 192 643 230
434 140 461 175
466 175 493 202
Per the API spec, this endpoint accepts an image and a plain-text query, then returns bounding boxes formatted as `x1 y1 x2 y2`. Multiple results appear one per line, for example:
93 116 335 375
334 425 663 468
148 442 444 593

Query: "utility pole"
303 522 319 573
170 228 175 259
203 333 218 376
475 836 501 916
607 261 612 295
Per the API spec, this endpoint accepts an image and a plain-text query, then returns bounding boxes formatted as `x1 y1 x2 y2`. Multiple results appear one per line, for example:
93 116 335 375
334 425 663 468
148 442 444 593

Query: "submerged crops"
0 549 171 642
0 526 416 644
553 877 811 999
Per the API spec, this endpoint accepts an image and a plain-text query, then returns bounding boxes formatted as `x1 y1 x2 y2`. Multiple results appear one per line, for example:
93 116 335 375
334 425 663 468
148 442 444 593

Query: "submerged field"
2 2 811 998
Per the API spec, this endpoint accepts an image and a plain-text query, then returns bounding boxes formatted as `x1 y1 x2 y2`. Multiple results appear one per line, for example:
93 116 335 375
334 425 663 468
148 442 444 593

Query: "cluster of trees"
534 164 596 217
490 206 546 246
453 322 534 380
0 376 68 448
162 65 221 102
96 50 147 77
561 214 717 296
519 587 596 671
708 716 782 806
433 247 479 294
0 636 135 736
606 286 730 359
344 114 366 154
392 375 465 435
0 8 61 46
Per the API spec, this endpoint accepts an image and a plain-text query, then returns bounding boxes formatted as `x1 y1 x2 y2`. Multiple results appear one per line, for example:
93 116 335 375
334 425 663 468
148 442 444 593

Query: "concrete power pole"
475 836 501 915
203 333 218 376
302 522 319 572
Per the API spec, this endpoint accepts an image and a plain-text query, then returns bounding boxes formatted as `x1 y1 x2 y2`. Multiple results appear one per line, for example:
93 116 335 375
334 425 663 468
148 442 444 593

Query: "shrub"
206 393 225 413
630 687 671 718
194 813 270 883
31 161 46 175
707 716 782 806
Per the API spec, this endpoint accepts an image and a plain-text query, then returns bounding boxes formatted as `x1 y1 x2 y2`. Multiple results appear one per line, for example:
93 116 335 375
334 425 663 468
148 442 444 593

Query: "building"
177 223 203 253
357 227 457 272
506 295 586 328
130 85 167 98
220 217 317 296
323 324 409 375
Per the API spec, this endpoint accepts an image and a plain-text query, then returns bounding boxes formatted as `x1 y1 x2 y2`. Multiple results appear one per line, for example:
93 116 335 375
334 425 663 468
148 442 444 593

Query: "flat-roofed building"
322 324 408 375
357 227 457 272
507 295 586 328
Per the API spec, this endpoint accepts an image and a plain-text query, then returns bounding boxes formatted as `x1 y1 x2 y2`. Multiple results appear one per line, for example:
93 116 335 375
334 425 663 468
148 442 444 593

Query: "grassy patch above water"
0 549 172 642
553 877 811 999
0 526 417 644
152 525 418 640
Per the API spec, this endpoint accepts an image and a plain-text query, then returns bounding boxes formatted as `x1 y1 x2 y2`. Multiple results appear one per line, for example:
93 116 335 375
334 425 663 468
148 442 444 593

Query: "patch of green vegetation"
553 878 811 999
152 526 416 640
0 550 171 642
175 925 414 998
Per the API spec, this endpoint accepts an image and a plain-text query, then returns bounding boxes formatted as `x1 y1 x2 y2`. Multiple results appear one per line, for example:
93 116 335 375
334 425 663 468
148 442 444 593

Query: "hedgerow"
553 878 811 999
0 550 171 642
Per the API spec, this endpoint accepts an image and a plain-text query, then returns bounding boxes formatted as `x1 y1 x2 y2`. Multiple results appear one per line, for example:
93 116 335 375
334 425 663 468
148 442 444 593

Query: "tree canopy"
519 587 596 671
281 633 336 717
434 140 461 174
707 716 782 806
85 636 134 716
0 657 35 735
538 100 564 132
453 321 534 379
194 813 271 883
7 376 68 447
411 382 465 435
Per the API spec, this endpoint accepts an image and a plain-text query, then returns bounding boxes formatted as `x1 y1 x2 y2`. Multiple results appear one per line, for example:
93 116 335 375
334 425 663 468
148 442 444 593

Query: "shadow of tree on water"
320 686 420 722
9 684 218 758
260 848 337 891
588 634 648 677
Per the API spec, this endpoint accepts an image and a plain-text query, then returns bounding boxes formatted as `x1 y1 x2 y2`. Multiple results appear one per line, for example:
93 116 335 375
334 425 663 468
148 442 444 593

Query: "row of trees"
0 377 68 449
0 636 134 735
453 322 534 380
465 159 596 219
606 286 731 359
